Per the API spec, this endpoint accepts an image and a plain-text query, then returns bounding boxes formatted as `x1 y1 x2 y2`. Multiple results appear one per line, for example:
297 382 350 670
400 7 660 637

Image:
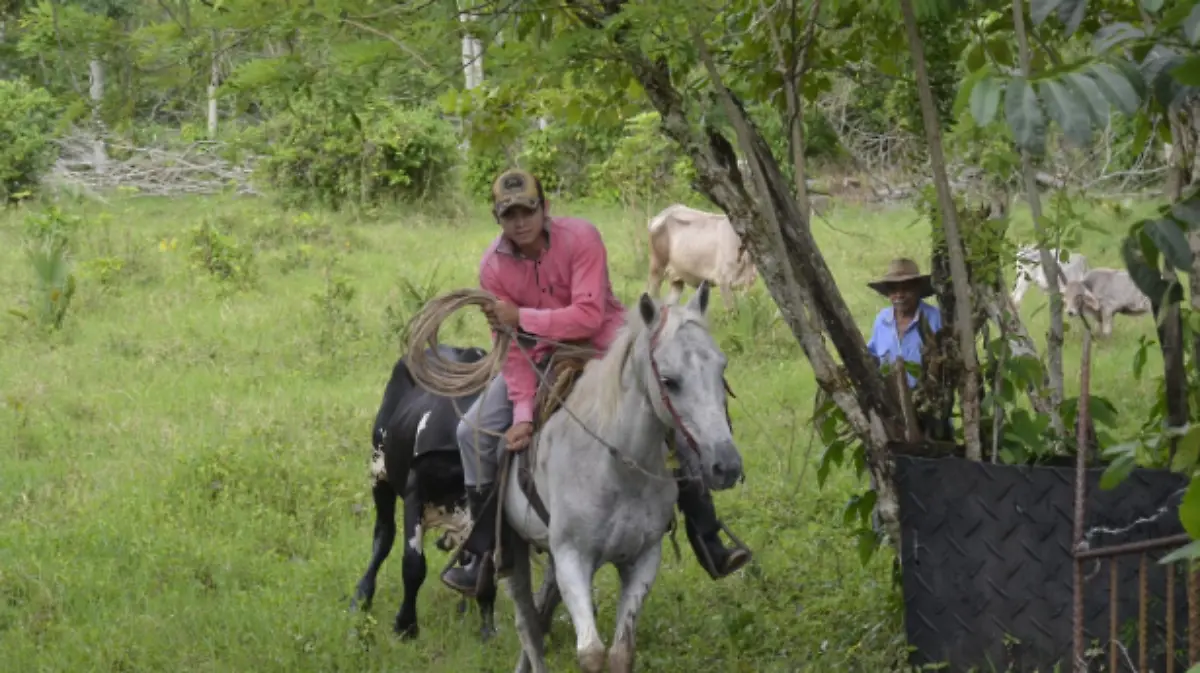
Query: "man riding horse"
441 168 753 597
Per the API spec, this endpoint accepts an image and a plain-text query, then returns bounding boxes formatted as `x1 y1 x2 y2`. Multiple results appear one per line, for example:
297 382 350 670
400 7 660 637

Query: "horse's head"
637 281 744 491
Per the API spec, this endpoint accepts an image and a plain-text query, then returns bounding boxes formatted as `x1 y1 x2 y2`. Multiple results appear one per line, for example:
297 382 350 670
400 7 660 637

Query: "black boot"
676 473 752 580
441 484 498 598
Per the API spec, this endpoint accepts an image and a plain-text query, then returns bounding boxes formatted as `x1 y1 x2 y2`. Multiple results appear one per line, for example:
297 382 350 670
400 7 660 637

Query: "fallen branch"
46 129 259 197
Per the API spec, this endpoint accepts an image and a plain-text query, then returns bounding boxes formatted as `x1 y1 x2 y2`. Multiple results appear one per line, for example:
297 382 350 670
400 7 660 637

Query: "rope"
404 288 509 399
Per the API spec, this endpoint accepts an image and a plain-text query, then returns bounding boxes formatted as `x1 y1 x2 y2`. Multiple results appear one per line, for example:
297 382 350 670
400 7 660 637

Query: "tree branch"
1011 0 1067 443
898 0 983 460
340 17 438 71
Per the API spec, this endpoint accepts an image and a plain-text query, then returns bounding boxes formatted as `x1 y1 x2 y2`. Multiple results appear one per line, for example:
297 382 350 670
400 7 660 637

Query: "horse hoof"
479 625 497 643
457 598 468 615
578 646 605 673
608 645 633 673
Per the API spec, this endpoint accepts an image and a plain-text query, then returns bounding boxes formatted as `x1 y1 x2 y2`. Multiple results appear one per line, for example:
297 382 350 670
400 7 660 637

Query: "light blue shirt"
866 301 942 388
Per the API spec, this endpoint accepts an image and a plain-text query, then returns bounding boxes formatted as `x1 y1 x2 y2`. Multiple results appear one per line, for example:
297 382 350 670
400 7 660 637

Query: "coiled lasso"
404 288 510 399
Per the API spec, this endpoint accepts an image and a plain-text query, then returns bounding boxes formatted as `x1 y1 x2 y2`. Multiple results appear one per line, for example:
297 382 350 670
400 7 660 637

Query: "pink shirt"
479 216 627 425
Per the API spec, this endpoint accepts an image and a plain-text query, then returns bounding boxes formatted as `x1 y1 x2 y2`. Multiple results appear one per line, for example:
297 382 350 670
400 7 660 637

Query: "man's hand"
492 300 520 330
505 422 534 453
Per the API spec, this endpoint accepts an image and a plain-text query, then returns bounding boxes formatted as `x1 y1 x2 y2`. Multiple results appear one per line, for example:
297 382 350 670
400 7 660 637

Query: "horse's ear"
638 292 658 325
688 281 711 315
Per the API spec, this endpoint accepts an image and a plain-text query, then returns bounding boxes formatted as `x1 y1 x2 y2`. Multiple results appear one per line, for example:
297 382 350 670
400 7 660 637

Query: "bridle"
646 304 703 459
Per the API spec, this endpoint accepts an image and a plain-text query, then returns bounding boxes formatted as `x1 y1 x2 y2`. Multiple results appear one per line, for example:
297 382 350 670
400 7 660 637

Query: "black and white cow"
350 344 498 641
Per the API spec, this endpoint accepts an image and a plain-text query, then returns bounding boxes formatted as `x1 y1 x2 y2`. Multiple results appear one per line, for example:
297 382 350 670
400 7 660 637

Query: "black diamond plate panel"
896 455 1189 673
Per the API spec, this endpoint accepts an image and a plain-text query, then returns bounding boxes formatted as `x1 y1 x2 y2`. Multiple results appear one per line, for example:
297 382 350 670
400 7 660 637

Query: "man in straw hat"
865 257 942 390
441 167 752 598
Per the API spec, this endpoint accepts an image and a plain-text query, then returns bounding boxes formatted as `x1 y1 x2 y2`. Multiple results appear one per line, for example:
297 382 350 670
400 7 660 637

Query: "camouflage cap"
491 168 542 216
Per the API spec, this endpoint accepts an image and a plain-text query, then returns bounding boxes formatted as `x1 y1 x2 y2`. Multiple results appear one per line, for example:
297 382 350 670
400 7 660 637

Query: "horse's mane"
564 300 705 431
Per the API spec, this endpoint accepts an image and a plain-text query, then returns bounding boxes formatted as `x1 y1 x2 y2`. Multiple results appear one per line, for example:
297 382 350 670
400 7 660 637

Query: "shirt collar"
882 301 927 327
496 216 553 258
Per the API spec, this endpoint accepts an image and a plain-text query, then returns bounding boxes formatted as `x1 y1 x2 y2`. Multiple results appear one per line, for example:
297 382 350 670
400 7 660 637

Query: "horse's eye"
660 376 680 392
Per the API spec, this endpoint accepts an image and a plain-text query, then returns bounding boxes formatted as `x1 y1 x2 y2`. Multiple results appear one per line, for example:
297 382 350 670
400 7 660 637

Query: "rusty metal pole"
1072 327 1093 672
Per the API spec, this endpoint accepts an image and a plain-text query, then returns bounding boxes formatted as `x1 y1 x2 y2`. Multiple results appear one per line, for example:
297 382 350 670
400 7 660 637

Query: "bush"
589 111 688 207
255 99 459 211
0 79 61 203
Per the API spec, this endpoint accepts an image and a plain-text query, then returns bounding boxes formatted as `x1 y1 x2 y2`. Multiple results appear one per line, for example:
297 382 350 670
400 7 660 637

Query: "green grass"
0 189 1167 672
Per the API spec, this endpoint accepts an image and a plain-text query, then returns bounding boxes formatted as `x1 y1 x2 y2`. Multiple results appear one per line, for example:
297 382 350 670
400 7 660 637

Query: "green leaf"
1031 0 1064 26
1005 76 1046 153
1133 111 1153 151
1171 54 1200 86
970 75 1003 127
1040 78 1092 146
1093 22 1146 54
1133 338 1149 378
1122 228 1169 301
965 42 986 72
1142 0 1164 13
1171 194 1200 231
1100 452 1136 490
1160 539 1200 565
1058 0 1090 36
1187 4 1200 45
1181 478 1200 539
856 527 880 566
1089 62 1143 116
1145 218 1194 270
1064 72 1111 126
1172 426 1200 472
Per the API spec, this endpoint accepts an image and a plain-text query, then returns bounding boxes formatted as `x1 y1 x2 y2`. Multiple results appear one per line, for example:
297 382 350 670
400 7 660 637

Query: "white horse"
500 282 745 673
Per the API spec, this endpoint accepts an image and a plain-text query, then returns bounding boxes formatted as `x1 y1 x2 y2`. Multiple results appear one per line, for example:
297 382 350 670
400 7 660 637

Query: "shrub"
589 111 686 207
255 99 459 211
0 79 61 203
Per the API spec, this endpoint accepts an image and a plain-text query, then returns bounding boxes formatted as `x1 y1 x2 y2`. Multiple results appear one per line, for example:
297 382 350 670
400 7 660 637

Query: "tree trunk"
459 3 484 90
565 1 908 541
89 58 108 174
207 29 220 138
898 0 983 460
761 0 820 220
1011 0 1066 442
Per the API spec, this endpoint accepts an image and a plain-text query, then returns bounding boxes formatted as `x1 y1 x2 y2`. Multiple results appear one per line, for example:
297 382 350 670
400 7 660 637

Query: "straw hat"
867 258 935 298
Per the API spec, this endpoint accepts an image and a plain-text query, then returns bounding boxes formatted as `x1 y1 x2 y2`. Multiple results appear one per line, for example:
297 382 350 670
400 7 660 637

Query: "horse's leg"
554 548 605 673
505 538 548 673
351 478 398 612
394 484 426 639
607 544 663 673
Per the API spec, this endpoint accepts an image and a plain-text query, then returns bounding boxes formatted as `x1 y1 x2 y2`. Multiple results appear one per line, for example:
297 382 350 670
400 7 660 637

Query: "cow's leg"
718 281 736 313
351 477 398 612
1010 272 1029 308
1101 307 1114 337
647 256 666 299
394 483 426 639
665 278 685 306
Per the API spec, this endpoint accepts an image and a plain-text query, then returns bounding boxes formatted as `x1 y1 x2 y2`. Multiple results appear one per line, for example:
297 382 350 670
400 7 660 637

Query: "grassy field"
0 188 1168 672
